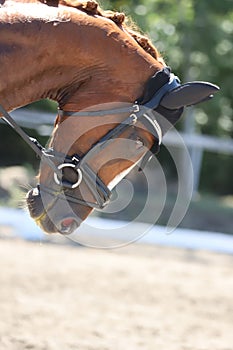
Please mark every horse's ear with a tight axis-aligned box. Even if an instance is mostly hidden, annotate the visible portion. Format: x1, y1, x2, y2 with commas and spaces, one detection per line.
160, 82, 219, 109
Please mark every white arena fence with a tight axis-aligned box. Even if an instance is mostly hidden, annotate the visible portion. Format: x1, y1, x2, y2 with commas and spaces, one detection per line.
1, 108, 232, 194
0, 207, 233, 254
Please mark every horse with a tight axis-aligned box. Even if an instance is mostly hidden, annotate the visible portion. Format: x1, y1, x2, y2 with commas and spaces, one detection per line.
0, 0, 219, 234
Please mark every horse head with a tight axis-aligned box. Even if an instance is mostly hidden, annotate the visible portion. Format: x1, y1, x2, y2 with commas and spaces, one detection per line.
0, 1, 218, 234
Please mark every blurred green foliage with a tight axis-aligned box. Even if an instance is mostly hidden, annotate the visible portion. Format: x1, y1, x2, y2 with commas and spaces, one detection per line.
103, 0, 233, 194
104, 0, 233, 138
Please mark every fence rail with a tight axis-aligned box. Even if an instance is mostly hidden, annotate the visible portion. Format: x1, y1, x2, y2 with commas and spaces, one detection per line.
1, 108, 233, 192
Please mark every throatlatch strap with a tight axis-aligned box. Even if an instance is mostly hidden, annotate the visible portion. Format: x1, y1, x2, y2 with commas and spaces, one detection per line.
57, 105, 138, 117
0, 104, 44, 158
0, 104, 63, 177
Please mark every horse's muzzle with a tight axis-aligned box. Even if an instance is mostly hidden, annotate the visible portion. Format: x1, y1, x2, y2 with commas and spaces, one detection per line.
26, 187, 80, 234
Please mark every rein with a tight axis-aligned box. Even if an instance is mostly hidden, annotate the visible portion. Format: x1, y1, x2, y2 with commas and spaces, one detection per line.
0, 67, 182, 209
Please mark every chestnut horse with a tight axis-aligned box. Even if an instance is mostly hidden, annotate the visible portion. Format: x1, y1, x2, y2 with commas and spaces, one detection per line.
0, 0, 218, 234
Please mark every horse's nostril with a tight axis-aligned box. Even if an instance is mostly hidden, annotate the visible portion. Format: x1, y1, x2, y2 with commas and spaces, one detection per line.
59, 218, 79, 234
62, 218, 75, 227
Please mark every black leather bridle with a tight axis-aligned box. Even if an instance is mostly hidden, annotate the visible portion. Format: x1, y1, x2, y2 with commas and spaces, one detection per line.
0, 67, 183, 209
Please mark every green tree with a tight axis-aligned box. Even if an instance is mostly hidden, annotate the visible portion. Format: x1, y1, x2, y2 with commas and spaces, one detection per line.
105, 0, 233, 137
104, 0, 233, 194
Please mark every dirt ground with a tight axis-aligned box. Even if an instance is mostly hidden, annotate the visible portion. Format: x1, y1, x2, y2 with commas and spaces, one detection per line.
0, 238, 232, 350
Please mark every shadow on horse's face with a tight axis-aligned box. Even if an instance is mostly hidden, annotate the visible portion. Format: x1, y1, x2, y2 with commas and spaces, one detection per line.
26, 109, 148, 234
26, 122, 95, 234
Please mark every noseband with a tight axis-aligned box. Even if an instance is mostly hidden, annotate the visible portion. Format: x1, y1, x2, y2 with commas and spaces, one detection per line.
0, 67, 182, 209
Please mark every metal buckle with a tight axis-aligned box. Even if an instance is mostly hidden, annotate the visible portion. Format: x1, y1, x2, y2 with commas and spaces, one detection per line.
133, 104, 140, 113
128, 105, 140, 123
71, 155, 80, 166
129, 114, 138, 124
54, 163, 83, 189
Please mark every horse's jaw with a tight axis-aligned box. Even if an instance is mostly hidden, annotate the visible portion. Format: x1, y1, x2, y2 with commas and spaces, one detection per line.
26, 151, 144, 235
107, 163, 138, 190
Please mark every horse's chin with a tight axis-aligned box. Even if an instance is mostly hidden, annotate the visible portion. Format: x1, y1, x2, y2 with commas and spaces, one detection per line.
37, 214, 80, 235
26, 187, 81, 235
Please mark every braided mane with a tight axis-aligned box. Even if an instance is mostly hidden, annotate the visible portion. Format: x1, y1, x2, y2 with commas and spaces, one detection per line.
40, 0, 163, 62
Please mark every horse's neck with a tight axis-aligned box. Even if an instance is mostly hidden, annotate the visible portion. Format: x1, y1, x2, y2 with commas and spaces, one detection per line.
0, 3, 162, 112
0, 3, 73, 110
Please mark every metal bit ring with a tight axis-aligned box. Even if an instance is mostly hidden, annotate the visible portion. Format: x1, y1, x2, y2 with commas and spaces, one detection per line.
54, 163, 82, 189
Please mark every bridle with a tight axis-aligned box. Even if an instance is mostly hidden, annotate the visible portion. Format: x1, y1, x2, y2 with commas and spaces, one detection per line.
0, 67, 182, 209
